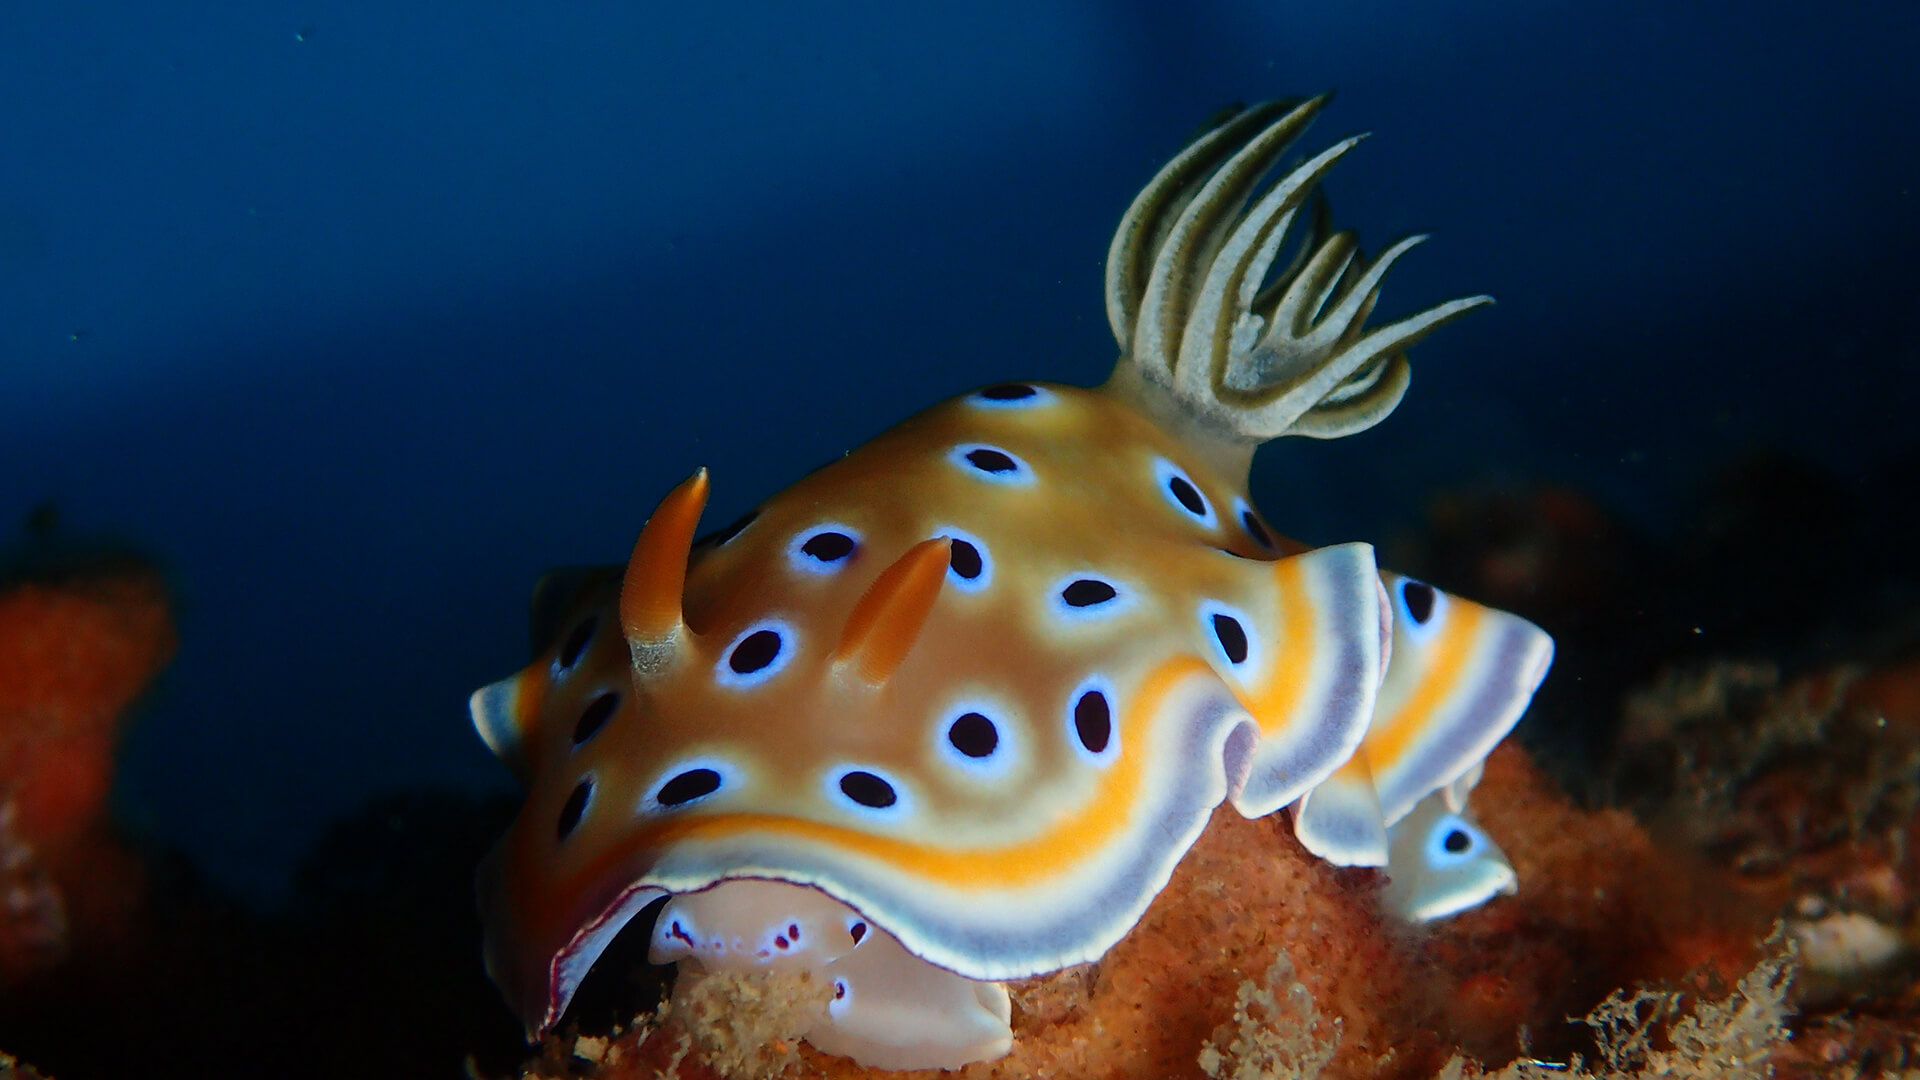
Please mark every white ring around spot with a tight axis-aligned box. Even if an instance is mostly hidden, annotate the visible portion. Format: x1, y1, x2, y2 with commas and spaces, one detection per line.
930, 524, 993, 592
932, 698, 1019, 780
1394, 576, 1450, 645
967, 383, 1056, 409
1064, 674, 1120, 766
1423, 813, 1486, 869
1197, 598, 1262, 675
823, 763, 915, 822
1232, 497, 1276, 549
714, 618, 799, 688
638, 756, 740, 815
1153, 456, 1217, 528
1047, 572, 1137, 623
787, 523, 862, 575
948, 442, 1036, 486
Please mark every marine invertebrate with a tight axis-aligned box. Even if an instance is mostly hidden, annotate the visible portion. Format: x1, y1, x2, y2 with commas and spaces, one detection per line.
473, 97, 1551, 1069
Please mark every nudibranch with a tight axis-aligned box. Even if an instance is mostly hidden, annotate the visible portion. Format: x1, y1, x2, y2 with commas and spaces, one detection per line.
471, 96, 1552, 1069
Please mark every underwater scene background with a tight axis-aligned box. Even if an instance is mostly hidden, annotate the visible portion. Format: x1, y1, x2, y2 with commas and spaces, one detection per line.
2, 2, 1917, 1078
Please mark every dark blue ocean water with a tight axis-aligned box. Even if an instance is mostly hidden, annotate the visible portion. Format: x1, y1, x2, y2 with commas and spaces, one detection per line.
2, 2, 1915, 907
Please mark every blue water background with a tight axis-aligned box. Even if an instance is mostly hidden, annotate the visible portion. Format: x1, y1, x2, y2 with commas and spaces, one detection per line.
2, 2, 1915, 905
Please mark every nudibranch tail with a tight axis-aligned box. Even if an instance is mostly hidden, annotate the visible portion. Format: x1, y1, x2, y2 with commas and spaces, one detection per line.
1291, 574, 1551, 869
1379, 787, 1518, 922
1105, 97, 1493, 444
1363, 573, 1553, 825
619, 468, 709, 664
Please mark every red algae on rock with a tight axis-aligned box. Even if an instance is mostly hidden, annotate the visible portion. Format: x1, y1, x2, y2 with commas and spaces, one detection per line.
0, 569, 174, 985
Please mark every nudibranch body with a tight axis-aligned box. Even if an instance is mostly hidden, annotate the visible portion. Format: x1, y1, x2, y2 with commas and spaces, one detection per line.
472, 97, 1552, 1069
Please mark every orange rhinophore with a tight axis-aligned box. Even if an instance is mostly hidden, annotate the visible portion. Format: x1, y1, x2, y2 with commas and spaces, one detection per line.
834, 538, 951, 685
619, 468, 711, 653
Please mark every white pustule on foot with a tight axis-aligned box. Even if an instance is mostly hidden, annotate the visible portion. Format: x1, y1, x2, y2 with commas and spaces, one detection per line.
650, 879, 1013, 1070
